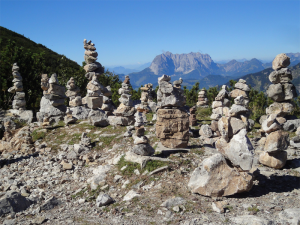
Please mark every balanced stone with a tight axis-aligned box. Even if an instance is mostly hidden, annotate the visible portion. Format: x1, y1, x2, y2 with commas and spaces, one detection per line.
272, 53, 290, 70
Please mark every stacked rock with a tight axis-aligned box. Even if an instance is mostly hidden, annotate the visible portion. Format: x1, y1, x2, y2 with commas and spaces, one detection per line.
196, 88, 208, 108
64, 107, 78, 125
155, 75, 189, 148
189, 106, 197, 126
290, 127, 300, 148
258, 54, 296, 169
66, 77, 82, 107
188, 98, 256, 197
230, 79, 251, 107
131, 106, 155, 156
147, 83, 157, 112
82, 39, 113, 110
109, 76, 136, 126
139, 84, 152, 113
36, 74, 67, 123
101, 90, 114, 116
8, 63, 26, 110
207, 85, 231, 140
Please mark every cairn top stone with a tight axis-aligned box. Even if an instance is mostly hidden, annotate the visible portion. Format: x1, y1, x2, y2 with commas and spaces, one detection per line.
158, 74, 171, 82
49, 73, 59, 84
272, 53, 290, 70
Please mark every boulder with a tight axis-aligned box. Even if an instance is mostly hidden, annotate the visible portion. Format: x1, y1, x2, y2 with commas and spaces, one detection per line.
88, 109, 109, 127
259, 151, 287, 169
261, 119, 281, 134
0, 191, 32, 216
71, 106, 91, 120
264, 130, 289, 153
272, 53, 290, 70
216, 129, 254, 171
96, 193, 113, 207
132, 143, 155, 156
199, 124, 213, 138
283, 119, 300, 132
212, 101, 222, 109
86, 96, 102, 109
188, 154, 253, 197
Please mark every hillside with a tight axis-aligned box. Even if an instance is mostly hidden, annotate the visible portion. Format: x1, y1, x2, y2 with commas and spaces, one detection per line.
0, 26, 121, 111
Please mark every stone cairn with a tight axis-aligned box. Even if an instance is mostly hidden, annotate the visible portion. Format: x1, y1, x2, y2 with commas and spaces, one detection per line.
82, 39, 113, 113
199, 85, 231, 145
189, 106, 197, 126
66, 77, 82, 107
147, 83, 157, 112
230, 79, 251, 107
259, 53, 297, 169
190, 84, 255, 197
109, 75, 136, 126
64, 107, 78, 125
155, 75, 189, 148
196, 88, 208, 107
8, 63, 26, 110
131, 105, 155, 156
36, 73, 66, 123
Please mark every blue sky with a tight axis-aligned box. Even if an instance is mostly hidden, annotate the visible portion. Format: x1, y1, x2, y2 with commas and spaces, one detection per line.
1, 0, 299, 68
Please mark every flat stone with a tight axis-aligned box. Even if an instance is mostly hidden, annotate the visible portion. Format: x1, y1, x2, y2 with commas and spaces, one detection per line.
259, 151, 287, 169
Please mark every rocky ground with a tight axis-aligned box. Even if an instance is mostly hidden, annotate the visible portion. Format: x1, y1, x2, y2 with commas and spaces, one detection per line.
0, 114, 299, 225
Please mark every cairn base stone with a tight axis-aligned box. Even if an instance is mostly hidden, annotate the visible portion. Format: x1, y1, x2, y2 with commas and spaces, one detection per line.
108, 116, 135, 126
188, 154, 253, 197
37, 96, 66, 122
259, 151, 287, 169
156, 108, 189, 148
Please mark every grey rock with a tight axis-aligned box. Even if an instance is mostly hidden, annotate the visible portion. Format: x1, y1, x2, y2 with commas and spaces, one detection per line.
199, 124, 213, 138
89, 109, 109, 127
269, 68, 292, 83
160, 197, 186, 208
131, 143, 155, 156
272, 53, 290, 70
267, 83, 284, 101
235, 82, 250, 92
230, 215, 274, 225
229, 104, 248, 117
283, 119, 300, 132
278, 208, 300, 225
71, 106, 91, 120
37, 96, 66, 122
96, 193, 113, 207
40, 196, 61, 211
283, 83, 297, 100
0, 191, 32, 216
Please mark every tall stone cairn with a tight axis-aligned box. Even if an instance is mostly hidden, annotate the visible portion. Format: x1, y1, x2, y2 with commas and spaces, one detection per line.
83, 39, 113, 111
139, 84, 152, 113
66, 77, 82, 107
259, 53, 296, 169
36, 73, 67, 122
155, 75, 189, 148
111, 75, 136, 125
8, 63, 26, 110
131, 105, 155, 156
200, 85, 231, 145
196, 88, 208, 107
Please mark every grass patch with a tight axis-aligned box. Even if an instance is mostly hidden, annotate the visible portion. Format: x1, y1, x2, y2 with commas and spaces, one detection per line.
196, 107, 212, 121
247, 206, 259, 213
68, 133, 81, 145
146, 112, 154, 122
31, 129, 47, 142
117, 156, 169, 176
191, 147, 205, 155
144, 160, 168, 172
57, 120, 65, 127
117, 156, 140, 176
13, 118, 27, 128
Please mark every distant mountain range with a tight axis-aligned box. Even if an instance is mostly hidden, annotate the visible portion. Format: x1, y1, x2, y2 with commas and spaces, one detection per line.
106, 62, 151, 75
119, 51, 300, 89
